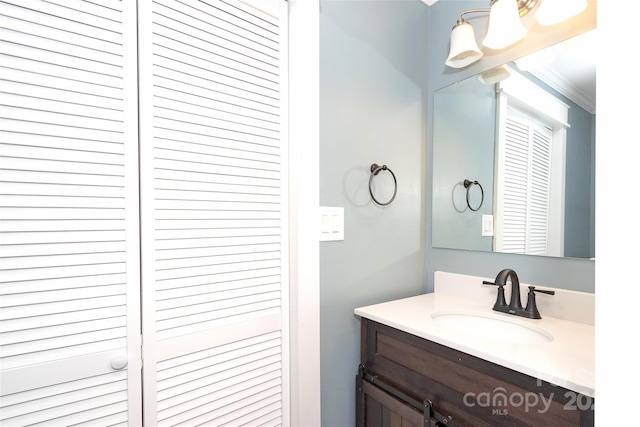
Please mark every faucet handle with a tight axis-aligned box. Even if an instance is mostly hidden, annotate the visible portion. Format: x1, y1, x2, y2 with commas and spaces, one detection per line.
530, 287, 555, 296
523, 286, 555, 319
483, 280, 508, 309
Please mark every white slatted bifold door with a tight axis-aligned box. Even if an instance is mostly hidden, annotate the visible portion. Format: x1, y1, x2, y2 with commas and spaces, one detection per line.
0, 0, 142, 425
137, 1, 289, 425
495, 106, 552, 256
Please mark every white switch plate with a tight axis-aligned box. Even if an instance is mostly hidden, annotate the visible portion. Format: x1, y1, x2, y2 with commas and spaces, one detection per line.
319, 207, 344, 241
482, 214, 494, 236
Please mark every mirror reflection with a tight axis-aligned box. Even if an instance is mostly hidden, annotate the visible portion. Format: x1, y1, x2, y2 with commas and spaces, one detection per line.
432, 29, 596, 259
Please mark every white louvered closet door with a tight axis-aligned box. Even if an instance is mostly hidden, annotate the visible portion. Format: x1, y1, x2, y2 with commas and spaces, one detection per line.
0, 1, 142, 425
137, 1, 289, 425
495, 106, 552, 256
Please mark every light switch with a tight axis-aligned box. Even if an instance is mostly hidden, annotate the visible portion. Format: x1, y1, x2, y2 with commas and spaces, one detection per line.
321, 213, 332, 233
320, 207, 344, 241
482, 214, 494, 237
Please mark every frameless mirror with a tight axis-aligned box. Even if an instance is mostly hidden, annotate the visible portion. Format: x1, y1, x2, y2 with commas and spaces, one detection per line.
432, 29, 596, 259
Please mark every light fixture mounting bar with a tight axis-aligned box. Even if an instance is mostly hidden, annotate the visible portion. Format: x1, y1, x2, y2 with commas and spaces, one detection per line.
457, 0, 537, 24
456, 8, 490, 25
489, 0, 539, 17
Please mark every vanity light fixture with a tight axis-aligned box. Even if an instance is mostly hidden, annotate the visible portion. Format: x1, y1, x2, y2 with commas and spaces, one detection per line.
445, 0, 588, 69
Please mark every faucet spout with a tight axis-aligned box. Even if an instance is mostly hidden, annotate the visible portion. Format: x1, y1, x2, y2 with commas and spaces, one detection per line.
494, 269, 523, 312
483, 269, 554, 319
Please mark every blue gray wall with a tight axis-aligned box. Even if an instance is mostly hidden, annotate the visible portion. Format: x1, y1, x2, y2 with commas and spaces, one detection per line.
563, 94, 596, 259
319, 1, 428, 425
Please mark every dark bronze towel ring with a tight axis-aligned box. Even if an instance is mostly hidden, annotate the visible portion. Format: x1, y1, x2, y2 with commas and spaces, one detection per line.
463, 179, 484, 211
369, 164, 397, 206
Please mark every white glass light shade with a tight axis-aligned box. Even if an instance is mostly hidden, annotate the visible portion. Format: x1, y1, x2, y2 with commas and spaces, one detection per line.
445, 21, 483, 69
535, 0, 588, 26
482, 0, 527, 50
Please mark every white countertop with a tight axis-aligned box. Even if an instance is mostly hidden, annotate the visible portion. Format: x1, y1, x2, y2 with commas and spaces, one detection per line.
354, 283, 595, 398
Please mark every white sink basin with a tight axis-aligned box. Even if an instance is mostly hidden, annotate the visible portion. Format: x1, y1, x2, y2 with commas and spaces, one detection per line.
431, 310, 553, 344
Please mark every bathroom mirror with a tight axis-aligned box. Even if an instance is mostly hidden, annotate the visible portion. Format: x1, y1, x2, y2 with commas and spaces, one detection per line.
432, 29, 595, 259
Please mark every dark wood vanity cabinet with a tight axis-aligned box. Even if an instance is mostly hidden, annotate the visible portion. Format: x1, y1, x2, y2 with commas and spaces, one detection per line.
356, 319, 594, 427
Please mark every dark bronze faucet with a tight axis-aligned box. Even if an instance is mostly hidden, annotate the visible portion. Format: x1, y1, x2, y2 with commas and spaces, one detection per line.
483, 269, 555, 319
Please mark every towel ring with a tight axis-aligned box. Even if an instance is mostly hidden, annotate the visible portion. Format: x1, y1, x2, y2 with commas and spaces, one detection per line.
369, 164, 397, 206
463, 179, 484, 211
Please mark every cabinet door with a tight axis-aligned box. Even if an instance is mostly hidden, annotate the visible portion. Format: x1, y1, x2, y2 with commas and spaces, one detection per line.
0, 0, 142, 424
137, 0, 289, 424
361, 381, 424, 427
